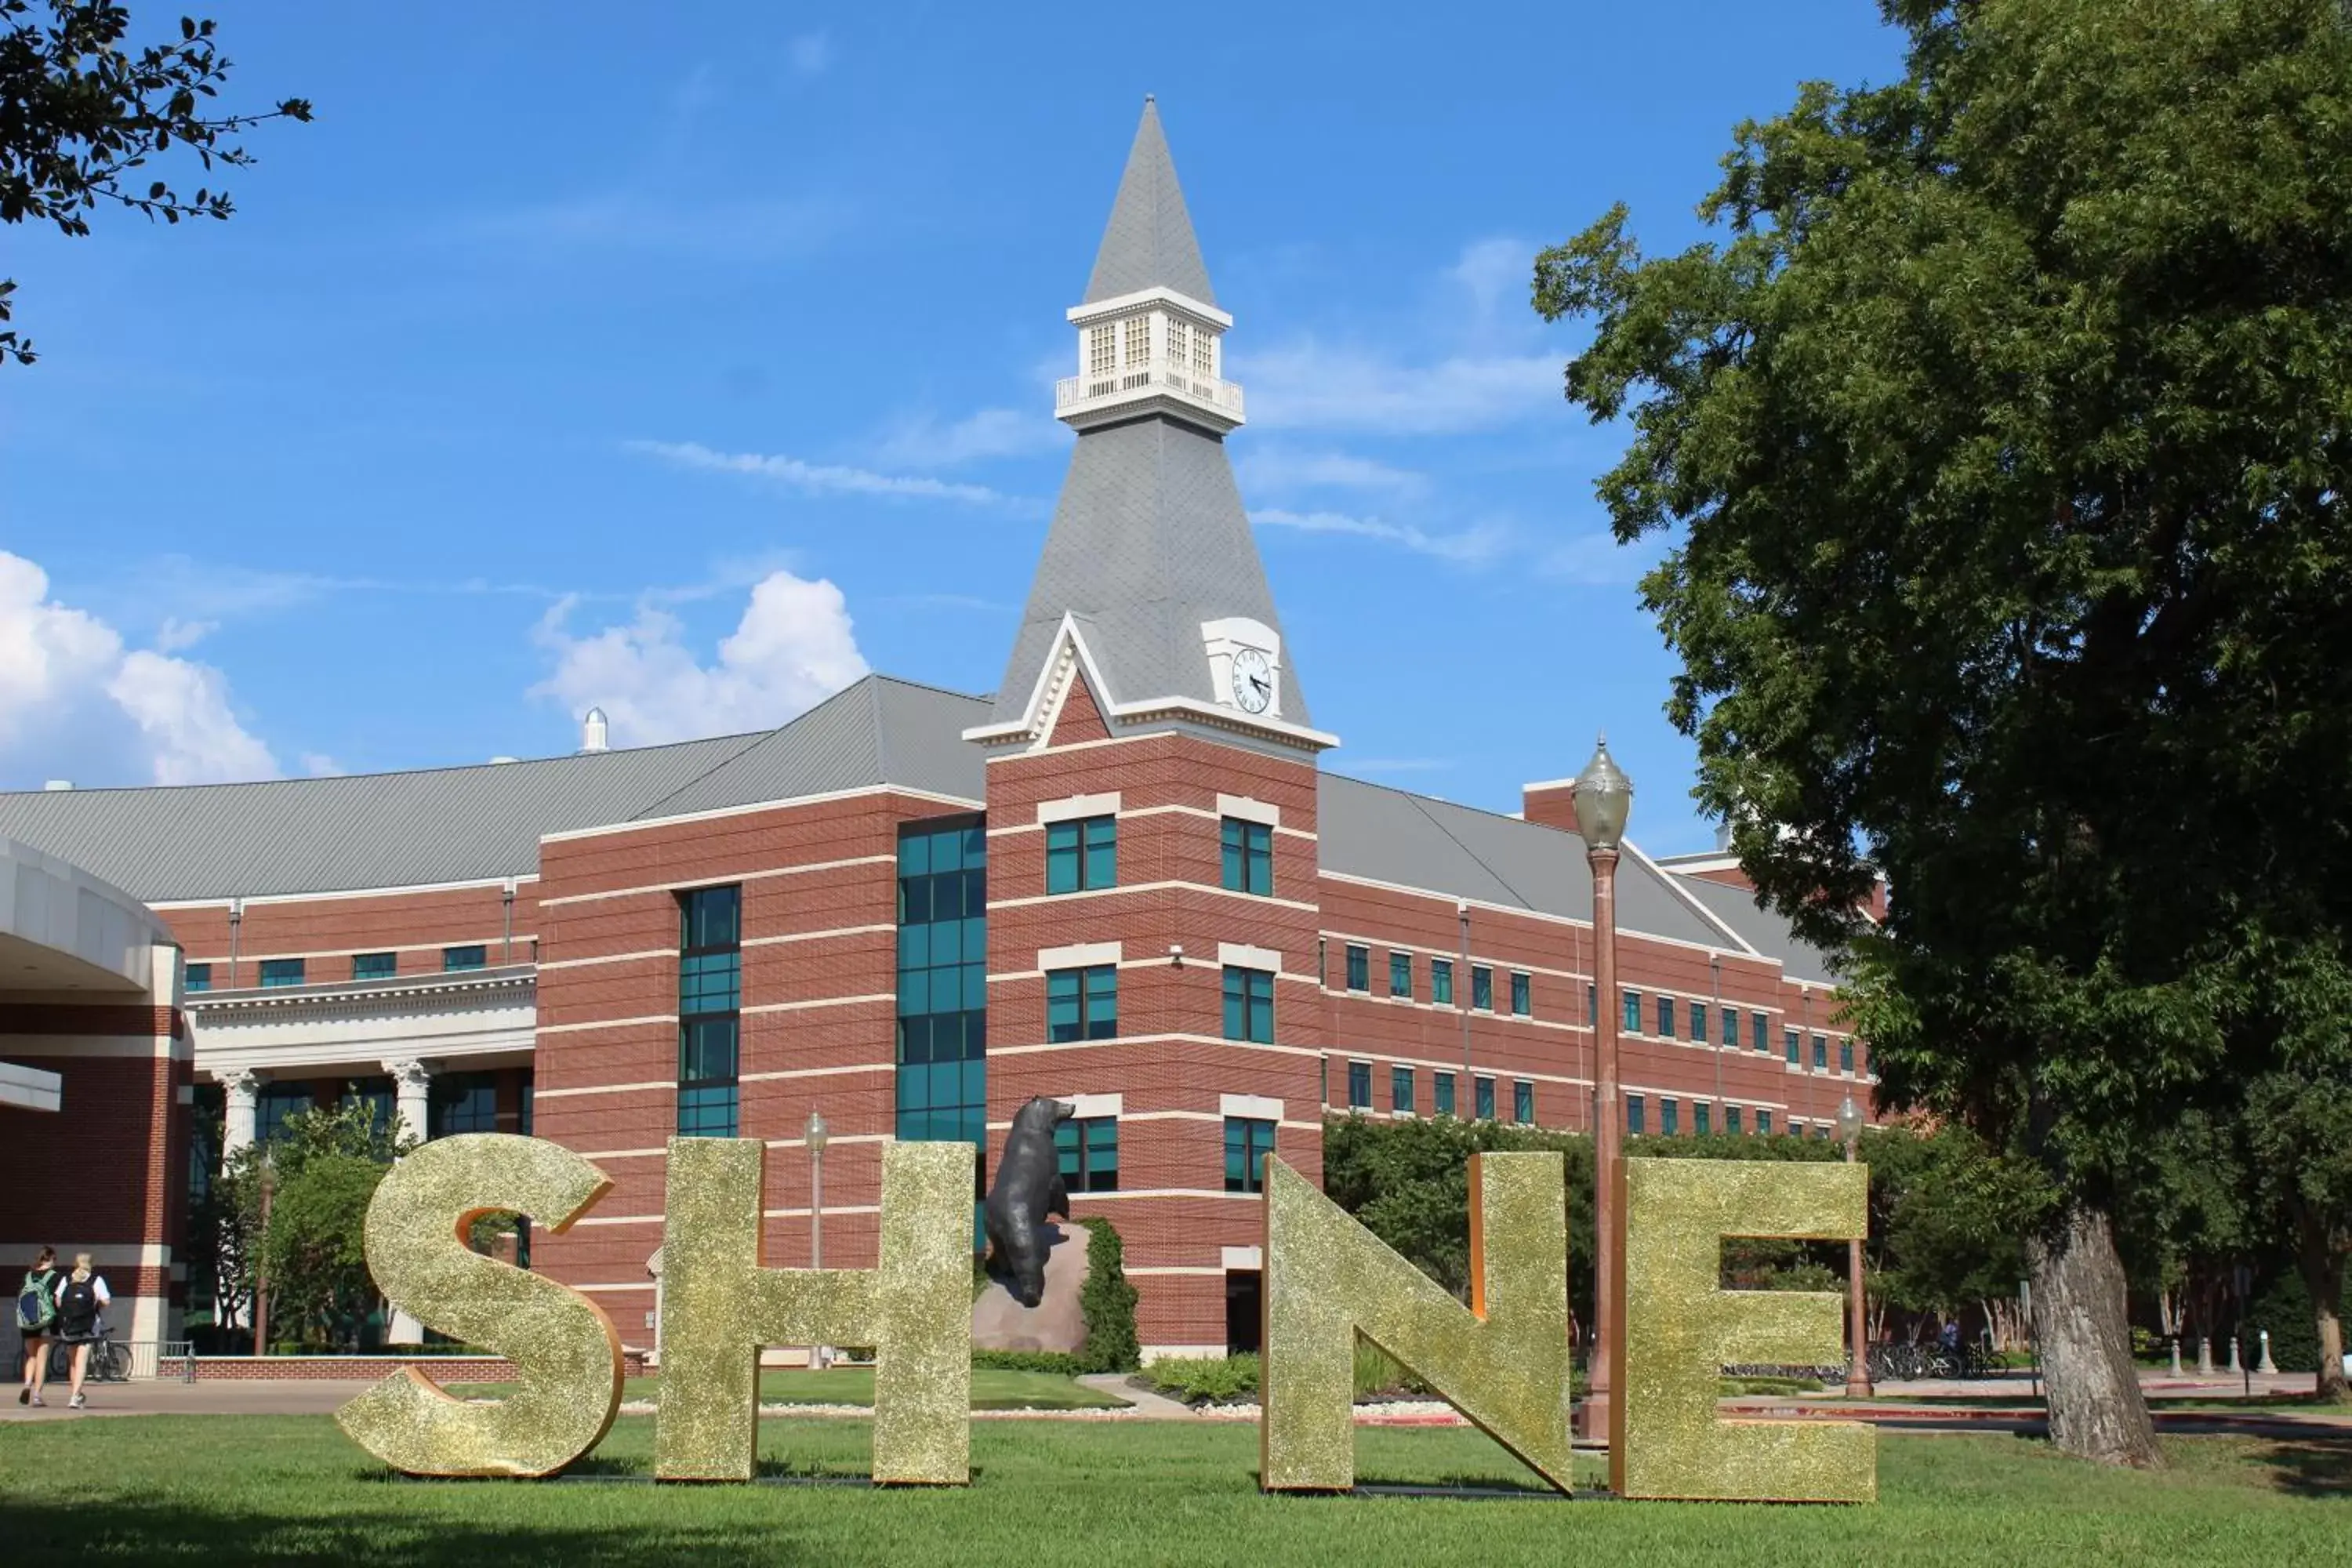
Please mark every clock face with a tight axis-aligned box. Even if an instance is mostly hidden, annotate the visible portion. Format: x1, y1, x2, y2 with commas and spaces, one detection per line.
1231, 648, 1274, 714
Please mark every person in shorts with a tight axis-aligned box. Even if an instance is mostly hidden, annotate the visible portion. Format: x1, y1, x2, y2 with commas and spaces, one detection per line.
53, 1253, 111, 1410
16, 1247, 59, 1406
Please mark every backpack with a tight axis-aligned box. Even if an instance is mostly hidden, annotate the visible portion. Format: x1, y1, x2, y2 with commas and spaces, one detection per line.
15, 1270, 55, 1334
56, 1276, 98, 1339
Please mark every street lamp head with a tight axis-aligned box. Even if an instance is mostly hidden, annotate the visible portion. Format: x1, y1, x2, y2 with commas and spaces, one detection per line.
1570, 735, 1634, 851
1835, 1094, 1865, 1145
804, 1110, 829, 1153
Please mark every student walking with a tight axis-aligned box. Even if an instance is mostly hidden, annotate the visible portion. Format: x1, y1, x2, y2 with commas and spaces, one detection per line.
16, 1247, 59, 1406
53, 1253, 111, 1410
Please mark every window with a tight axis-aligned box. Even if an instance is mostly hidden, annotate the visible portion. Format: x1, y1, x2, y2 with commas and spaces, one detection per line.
1087, 323, 1116, 377
1627, 1094, 1646, 1134
677, 885, 742, 1138
1785, 1028, 1802, 1065
442, 944, 487, 972
1346, 1060, 1372, 1109
1434, 1071, 1456, 1116
1840, 1038, 1856, 1075
1475, 1075, 1495, 1120
1690, 1003, 1708, 1044
352, 952, 396, 981
255, 1083, 313, 1144
1054, 1117, 1120, 1193
1813, 1033, 1829, 1071
1221, 818, 1272, 895
1432, 960, 1454, 1006
895, 819, 988, 1171
1472, 965, 1494, 1011
1726, 1105, 1743, 1136
1191, 323, 1214, 376
1788, 1119, 1804, 1138
1624, 990, 1642, 1032
1046, 965, 1119, 1043
1123, 314, 1152, 366
1046, 815, 1116, 894
1513, 1080, 1534, 1124
1164, 318, 1189, 369
1723, 1007, 1741, 1049
1756, 1109, 1773, 1135
259, 958, 304, 988
1752, 1011, 1769, 1052
1588, 984, 1597, 1025
1389, 951, 1413, 999
1345, 945, 1370, 993
1225, 1116, 1276, 1194
184, 963, 212, 993
1510, 972, 1531, 1017
1392, 1066, 1415, 1114
429, 1071, 498, 1138
1657, 996, 1676, 1038
1222, 967, 1276, 1044
1694, 1102, 1712, 1136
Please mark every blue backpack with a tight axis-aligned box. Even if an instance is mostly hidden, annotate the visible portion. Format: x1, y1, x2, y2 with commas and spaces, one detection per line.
15, 1269, 56, 1334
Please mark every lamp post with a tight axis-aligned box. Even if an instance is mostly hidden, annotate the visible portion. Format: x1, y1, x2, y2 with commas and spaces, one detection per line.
1570, 736, 1632, 1444
1837, 1094, 1872, 1399
252, 1154, 274, 1356
806, 1109, 829, 1370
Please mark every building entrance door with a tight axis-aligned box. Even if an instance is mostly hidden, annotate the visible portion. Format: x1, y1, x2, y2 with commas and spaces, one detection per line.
1225, 1269, 1262, 1355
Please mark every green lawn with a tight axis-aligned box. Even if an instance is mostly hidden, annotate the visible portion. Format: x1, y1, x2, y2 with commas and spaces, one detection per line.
444, 1368, 1124, 1410
0, 1416, 2345, 1565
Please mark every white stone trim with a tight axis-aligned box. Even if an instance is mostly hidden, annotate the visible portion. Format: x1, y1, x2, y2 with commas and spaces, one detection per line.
737, 1062, 894, 1085
538, 949, 672, 971
0, 1033, 170, 1060
1217, 942, 1282, 973
1067, 283, 1232, 331
1038, 941, 1122, 971
540, 783, 980, 845
533, 1079, 674, 1100
740, 993, 893, 1015
989, 882, 1319, 913
537, 854, 897, 909
538, 1013, 674, 1036
989, 1033, 1319, 1060
1221, 1245, 1263, 1271
1037, 792, 1121, 826
1061, 1092, 1123, 1120
742, 924, 896, 949
150, 874, 539, 911
1219, 1092, 1283, 1122
1214, 793, 1282, 828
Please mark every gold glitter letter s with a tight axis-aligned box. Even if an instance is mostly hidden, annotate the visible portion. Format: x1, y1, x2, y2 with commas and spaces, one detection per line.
336, 1134, 623, 1477
1614, 1157, 1875, 1501
1261, 1152, 1574, 1493
655, 1137, 973, 1483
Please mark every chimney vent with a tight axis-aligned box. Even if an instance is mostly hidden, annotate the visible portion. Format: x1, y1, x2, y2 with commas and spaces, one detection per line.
580, 708, 610, 753
42, 779, 71, 791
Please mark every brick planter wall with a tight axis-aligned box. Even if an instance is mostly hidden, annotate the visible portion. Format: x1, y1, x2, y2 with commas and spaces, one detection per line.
194, 1351, 649, 1381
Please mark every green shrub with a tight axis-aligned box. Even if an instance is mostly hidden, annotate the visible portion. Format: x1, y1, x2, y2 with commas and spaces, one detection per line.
1073, 1216, 1139, 1374
1352, 1341, 1430, 1399
971, 1349, 1089, 1375
1143, 1352, 1259, 1404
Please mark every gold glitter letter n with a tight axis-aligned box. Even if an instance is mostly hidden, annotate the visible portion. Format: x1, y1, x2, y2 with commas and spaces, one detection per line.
1615, 1157, 1875, 1501
336, 1134, 624, 1476
654, 1136, 973, 1483
1260, 1152, 1575, 1493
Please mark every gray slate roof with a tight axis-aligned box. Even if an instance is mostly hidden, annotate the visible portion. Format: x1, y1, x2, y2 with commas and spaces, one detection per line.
0, 677, 989, 902
991, 416, 1308, 727
1670, 873, 1840, 985
1316, 774, 1740, 953
1083, 98, 1217, 307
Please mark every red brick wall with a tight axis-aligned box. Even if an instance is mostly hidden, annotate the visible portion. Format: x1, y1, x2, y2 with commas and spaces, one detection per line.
161, 882, 537, 986
194, 1349, 650, 1381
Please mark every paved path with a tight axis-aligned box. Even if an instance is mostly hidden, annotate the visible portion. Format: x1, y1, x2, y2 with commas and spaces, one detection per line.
2, 1379, 372, 1421
1076, 1373, 1188, 1417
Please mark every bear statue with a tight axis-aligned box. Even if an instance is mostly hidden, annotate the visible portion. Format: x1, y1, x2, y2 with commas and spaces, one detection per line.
983, 1096, 1074, 1308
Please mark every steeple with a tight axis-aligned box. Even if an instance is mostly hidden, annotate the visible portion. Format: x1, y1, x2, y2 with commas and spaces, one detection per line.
967, 101, 1330, 755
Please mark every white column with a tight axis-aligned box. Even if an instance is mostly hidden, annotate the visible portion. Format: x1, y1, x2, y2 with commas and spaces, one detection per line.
383, 1058, 433, 1345
221, 1069, 260, 1160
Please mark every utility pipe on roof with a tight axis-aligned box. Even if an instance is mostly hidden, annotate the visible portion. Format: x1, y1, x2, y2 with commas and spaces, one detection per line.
1457, 899, 1472, 1079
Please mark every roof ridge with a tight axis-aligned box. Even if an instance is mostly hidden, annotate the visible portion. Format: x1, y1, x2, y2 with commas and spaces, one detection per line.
625, 677, 883, 823
1082, 97, 1215, 306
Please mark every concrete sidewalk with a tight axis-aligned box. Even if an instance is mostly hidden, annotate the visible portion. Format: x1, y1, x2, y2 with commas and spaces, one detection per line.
2, 1378, 375, 1421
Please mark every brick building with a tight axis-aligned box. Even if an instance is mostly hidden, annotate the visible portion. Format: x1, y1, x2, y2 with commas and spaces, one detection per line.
0, 101, 1867, 1359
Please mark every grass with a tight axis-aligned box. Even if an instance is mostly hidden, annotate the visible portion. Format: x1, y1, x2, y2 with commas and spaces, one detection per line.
443, 1368, 1124, 1410
0, 1415, 2346, 1565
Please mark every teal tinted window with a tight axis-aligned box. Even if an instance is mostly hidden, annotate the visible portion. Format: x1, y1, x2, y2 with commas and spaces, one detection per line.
1661, 1098, 1680, 1136
1587, 983, 1596, 1024
1657, 996, 1675, 1038
1392, 1066, 1414, 1113
1054, 1116, 1120, 1192
1510, 971, 1531, 1017
1346, 1060, 1371, 1109
1814, 1033, 1829, 1071
259, 958, 304, 988
681, 884, 741, 949
1222, 967, 1274, 1044
1221, 818, 1272, 895
1726, 1105, 1743, 1135
1389, 951, 1412, 998
1345, 945, 1369, 992
1432, 960, 1454, 1006
1513, 1080, 1534, 1124
1724, 1007, 1741, 1047
1690, 1003, 1708, 1044
677, 884, 743, 1138
1046, 815, 1116, 894
1752, 1011, 1769, 1051
353, 952, 396, 981
255, 1083, 312, 1144
1786, 1028, 1802, 1065
429, 1071, 498, 1137
1225, 1116, 1276, 1193
1840, 1039, 1855, 1074
1756, 1109, 1773, 1135
1623, 990, 1641, 1032
1434, 1071, 1455, 1116
896, 818, 987, 1181
1046, 965, 1118, 1043
1628, 1094, 1646, 1134
677, 1085, 737, 1139
1475, 1075, 1495, 1120
443, 945, 487, 972
1694, 1101, 1712, 1135
184, 963, 212, 993
1472, 965, 1493, 1011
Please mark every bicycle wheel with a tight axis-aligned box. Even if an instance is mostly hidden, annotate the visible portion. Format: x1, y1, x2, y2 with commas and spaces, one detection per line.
96, 1341, 130, 1382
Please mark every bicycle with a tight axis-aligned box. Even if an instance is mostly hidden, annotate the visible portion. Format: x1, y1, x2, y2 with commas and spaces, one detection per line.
12, 1326, 131, 1384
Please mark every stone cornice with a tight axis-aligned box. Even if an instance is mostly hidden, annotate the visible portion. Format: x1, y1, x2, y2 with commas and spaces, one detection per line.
187, 964, 535, 1021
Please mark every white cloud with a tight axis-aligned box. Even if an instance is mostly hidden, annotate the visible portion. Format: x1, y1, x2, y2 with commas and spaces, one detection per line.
1236, 340, 1559, 435
154, 616, 216, 652
1448, 237, 1533, 332
532, 568, 869, 747
1252, 507, 1508, 567
0, 551, 278, 788
301, 753, 345, 777
1238, 447, 1425, 498
630, 439, 1019, 507
789, 31, 833, 75
872, 407, 1064, 469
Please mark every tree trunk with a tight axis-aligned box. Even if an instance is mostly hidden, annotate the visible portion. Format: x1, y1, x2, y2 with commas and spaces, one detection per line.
2297, 1210, 2348, 1404
2026, 1199, 2163, 1468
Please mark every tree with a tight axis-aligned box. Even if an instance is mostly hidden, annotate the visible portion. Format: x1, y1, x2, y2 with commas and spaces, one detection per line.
1, 2, 310, 364
220, 1099, 410, 1351
1535, 0, 2352, 1465
2243, 1070, 2352, 1399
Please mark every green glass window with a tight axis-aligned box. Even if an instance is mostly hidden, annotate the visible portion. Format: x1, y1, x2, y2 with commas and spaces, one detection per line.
1755, 1109, 1773, 1135
1694, 1102, 1712, 1136
1046, 965, 1119, 1043
1434, 1071, 1456, 1116
1054, 1116, 1120, 1192
1752, 1011, 1769, 1052
1657, 996, 1676, 1038
443, 944, 487, 972
429, 1071, 498, 1137
1346, 1060, 1372, 1109
1661, 1098, 1680, 1136
1046, 815, 1116, 894
1432, 959, 1454, 1006
1814, 1033, 1829, 1071
1225, 1116, 1276, 1193
1690, 1003, 1708, 1044
1222, 966, 1275, 1044
1389, 951, 1412, 998
1512, 1080, 1534, 1124
677, 884, 742, 1138
184, 962, 212, 993
1587, 984, 1597, 1025
259, 958, 304, 988
353, 952, 396, 981
895, 818, 988, 1178
1627, 1094, 1646, 1134
1392, 1065, 1414, 1113
1726, 1105, 1743, 1135
1345, 945, 1369, 993
1221, 818, 1273, 895
1475, 1075, 1495, 1120
1472, 965, 1493, 1011
1785, 1028, 1802, 1065
1723, 1007, 1741, 1048
1839, 1038, 1855, 1074
1510, 971, 1530, 1017
1623, 989, 1641, 1032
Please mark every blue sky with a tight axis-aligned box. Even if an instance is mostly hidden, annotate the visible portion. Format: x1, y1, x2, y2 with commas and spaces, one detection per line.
0, 2, 1902, 855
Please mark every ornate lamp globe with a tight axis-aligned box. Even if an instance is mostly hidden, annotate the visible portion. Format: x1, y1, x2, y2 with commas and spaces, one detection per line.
804, 1110, 829, 1153
1570, 736, 1634, 850
1835, 1094, 1865, 1145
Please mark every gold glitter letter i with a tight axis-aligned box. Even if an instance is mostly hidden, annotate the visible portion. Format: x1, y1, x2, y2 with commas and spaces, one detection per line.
336, 1134, 624, 1476
655, 1136, 973, 1483
1614, 1157, 1875, 1501
1260, 1152, 1575, 1492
